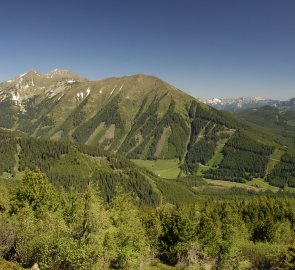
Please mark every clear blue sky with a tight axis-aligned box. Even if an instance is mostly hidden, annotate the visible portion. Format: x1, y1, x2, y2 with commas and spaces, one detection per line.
0, 0, 294, 100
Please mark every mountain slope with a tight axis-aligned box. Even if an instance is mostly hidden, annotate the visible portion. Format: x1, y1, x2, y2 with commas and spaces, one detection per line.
0, 129, 162, 206
238, 106, 295, 149
1, 70, 294, 188
0, 71, 237, 160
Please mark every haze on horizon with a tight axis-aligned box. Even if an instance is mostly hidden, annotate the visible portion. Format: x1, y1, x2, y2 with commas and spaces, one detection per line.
0, 0, 294, 100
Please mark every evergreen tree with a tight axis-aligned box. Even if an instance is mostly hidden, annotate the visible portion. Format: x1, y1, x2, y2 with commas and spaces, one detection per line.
80, 184, 112, 269
13, 168, 58, 215
108, 187, 150, 269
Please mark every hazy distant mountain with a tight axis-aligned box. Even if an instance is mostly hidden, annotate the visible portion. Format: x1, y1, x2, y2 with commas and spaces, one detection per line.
201, 96, 295, 112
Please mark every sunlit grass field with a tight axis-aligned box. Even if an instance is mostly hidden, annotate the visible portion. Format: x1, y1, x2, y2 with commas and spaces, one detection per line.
132, 159, 180, 179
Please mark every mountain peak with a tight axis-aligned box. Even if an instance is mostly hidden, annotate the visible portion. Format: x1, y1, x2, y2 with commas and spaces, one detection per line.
45, 68, 86, 81
16, 70, 40, 79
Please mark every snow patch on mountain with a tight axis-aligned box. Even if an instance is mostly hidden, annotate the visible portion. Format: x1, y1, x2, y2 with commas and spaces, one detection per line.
201, 96, 283, 112
86, 88, 91, 97
12, 92, 20, 102
110, 87, 116, 95
19, 72, 27, 78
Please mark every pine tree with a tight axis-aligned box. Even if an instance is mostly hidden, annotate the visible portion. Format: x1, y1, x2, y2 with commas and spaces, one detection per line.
108, 187, 150, 269
13, 168, 58, 215
80, 184, 112, 269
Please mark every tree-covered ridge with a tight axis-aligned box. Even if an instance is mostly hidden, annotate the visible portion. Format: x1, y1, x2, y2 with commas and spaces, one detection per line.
72, 95, 125, 144
0, 169, 294, 270
225, 131, 274, 155
0, 137, 17, 174
0, 169, 150, 270
203, 132, 275, 182
267, 153, 295, 188
238, 106, 295, 149
1, 72, 264, 162
183, 101, 239, 175
0, 132, 161, 206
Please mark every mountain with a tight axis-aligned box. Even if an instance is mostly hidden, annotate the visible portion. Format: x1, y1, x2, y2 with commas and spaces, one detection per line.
1, 70, 295, 189
201, 96, 295, 112
1, 128, 241, 205
0, 69, 236, 159
238, 106, 295, 149
0, 128, 165, 206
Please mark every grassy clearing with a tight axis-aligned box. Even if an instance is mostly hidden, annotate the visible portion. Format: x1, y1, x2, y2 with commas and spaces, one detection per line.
0, 172, 23, 192
265, 148, 284, 175
144, 262, 175, 269
206, 149, 224, 168
196, 165, 209, 176
287, 119, 295, 126
246, 178, 279, 192
204, 177, 293, 193
132, 159, 180, 179
204, 179, 260, 191
196, 137, 230, 176
85, 122, 105, 145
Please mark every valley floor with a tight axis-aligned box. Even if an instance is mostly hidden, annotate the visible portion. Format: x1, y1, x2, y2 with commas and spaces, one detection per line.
133, 159, 295, 194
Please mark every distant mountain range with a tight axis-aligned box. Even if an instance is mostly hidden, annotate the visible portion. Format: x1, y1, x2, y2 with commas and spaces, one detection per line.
201, 96, 295, 112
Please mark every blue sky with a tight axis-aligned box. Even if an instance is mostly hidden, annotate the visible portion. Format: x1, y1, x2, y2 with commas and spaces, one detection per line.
0, 0, 294, 99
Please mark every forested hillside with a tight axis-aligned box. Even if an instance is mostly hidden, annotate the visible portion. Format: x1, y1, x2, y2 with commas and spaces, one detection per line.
0, 169, 294, 270
0, 71, 251, 162
0, 130, 162, 206
1, 71, 295, 190
238, 106, 295, 149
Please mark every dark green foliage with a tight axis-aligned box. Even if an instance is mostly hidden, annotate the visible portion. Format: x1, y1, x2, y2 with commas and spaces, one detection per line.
18, 138, 70, 172
204, 132, 274, 182
120, 97, 159, 154
188, 118, 208, 147
239, 106, 295, 149
186, 139, 216, 166
39, 115, 55, 127
13, 168, 58, 214
184, 102, 243, 175
192, 102, 240, 129
16, 97, 61, 134
0, 133, 161, 206
72, 110, 86, 127
267, 153, 295, 188
1, 164, 295, 269
226, 132, 274, 155
154, 178, 199, 204
281, 246, 295, 269
71, 98, 88, 127
155, 100, 189, 159
204, 168, 248, 183
0, 101, 18, 128
0, 138, 17, 174
1, 169, 150, 269
142, 196, 295, 268
124, 99, 190, 159
75, 143, 109, 157
252, 218, 276, 242
93, 168, 161, 206
72, 96, 125, 143
157, 207, 195, 265
220, 148, 268, 177
53, 97, 89, 141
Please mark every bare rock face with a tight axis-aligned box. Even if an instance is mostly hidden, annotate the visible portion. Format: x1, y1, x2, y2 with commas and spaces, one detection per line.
31, 263, 40, 270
